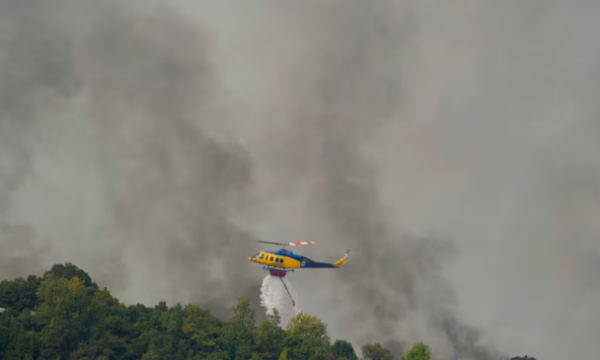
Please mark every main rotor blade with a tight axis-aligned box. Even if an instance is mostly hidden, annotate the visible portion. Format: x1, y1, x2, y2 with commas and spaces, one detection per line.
288, 241, 316, 246
255, 240, 289, 246
255, 240, 317, 246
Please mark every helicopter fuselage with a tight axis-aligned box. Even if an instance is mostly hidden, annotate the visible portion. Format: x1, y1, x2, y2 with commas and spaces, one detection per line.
248, 243, 348, 307
248, 249, 337, 270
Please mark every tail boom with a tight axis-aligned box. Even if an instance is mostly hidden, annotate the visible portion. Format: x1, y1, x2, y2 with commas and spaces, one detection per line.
300, 249, 349, 268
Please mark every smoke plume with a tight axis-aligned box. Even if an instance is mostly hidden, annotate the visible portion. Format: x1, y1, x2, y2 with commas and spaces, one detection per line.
0, 0, 261, 314
1, 0, 600, 359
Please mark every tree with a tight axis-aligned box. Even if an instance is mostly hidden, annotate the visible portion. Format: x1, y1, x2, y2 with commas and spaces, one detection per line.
43, 263, 97, 288
36, 275, 102, 358
1, 263, 429, 360
220, 297, 256, 360
285, 312, 331, 360
0, 311, 42, 360
361, 343, 394, 360
254, 308, 285, 360
510, 357, 536, 360
0, 276, 41, 312
332, 340, 358, 360
402, 342, 430, 360
230, 297, 256, 332
286, 312, 330, 345
36, 276, 71, 357
311, 345, 335, 360
182, 303, 222, 355
278, 348, 289, 360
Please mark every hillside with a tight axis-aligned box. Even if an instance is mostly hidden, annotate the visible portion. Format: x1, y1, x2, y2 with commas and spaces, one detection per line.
0, 263, 532, 360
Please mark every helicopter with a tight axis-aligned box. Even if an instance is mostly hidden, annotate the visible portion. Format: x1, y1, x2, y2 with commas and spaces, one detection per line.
248, 240, 349, 307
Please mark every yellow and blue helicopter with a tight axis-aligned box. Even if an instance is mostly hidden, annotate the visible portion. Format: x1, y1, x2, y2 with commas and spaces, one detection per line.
248, 240, 349, 307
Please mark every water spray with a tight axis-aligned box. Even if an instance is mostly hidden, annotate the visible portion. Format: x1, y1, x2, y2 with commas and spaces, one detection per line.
259, 274, 300, 324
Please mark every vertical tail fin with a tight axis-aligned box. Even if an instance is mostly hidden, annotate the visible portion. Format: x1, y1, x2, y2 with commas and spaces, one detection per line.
334, 249, 349, 268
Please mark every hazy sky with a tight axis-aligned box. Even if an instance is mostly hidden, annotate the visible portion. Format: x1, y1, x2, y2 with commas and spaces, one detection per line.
1, 1, 600, 359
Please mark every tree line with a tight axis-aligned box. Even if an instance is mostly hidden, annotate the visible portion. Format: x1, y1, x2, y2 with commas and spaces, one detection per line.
0, 263, 534, 360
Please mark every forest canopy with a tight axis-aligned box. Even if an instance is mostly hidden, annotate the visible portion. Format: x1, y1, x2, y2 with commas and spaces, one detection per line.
0, 263, 534, 360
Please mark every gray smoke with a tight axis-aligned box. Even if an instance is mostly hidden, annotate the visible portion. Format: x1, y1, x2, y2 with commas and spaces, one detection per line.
0, 0, 261, 314
0, 0, 77, 278
1, 0, 600, 360
209, 2, 504, 358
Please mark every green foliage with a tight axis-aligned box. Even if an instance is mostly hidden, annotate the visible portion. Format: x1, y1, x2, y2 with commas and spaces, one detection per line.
219, 297, 257, 360
401, 342, 430, 360
332, 340, 358, 360
0, 275, 42, 311
284, 312, 332, 360
0, 263, 474, 360
285, 312, 330, 344
361, 342, 395, 360
43, 263, 98, 289
254, 309, 285, 360
278, 348, 289, 360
